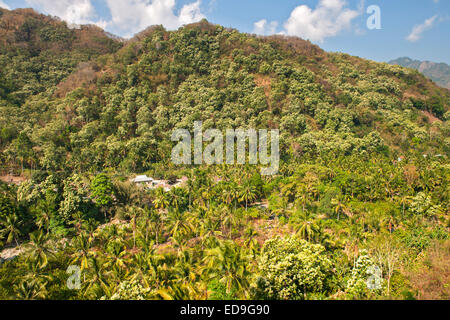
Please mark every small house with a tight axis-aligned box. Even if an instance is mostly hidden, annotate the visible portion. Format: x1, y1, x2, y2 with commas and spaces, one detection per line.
131, 175, 154, 187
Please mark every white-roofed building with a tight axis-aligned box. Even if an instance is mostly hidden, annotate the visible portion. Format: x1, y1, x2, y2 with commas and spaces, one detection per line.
130, 175, 188, 191
131, 175, 153, 184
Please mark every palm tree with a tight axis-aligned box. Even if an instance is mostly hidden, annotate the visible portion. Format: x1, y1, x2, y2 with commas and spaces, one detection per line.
14, 278, 48, 300
0, 214, 22, 246
294, 210, 319, 242
203, 241, 251, 297
231, 182, 240, 211
271, 195, 289, 219
202, 187, 215, 210
169, 187, 187, 211
137, 207, 155, 244
123, 206, 143, 249
331, 196, 350, 220
281, 181, 297, 202
239, 182, 257, 211
186, 171, 195, 210
26, 230, 52, 269
302, 173, 319, 201
129, 243, 159, 289
71, 233, 93, 272
243, 227, 259, 258
296, 183, 315, 213
153, 187, 169, 210
35, 209, 51, 234
83, 218, 100, 242
397, 189, 412, 218
219, 205, 235, 239
199, 215, 222, 249
171, 250, 205, 299
104, 241, 129, 277
148, 209, 163, 245
222, 183, 235, 209
167, 209, 192, 240
83, 255, 111, 299
69, 211, 84, 234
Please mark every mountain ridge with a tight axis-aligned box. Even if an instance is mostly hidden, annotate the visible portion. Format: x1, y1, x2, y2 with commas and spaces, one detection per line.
389, 57, 450, 90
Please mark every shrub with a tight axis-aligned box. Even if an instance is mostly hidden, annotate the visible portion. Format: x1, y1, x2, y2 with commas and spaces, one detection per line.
253, 236, 333, 300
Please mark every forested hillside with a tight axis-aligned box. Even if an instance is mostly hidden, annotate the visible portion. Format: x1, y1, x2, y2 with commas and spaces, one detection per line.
0, 10, 448, 174
0, 9, 448, 300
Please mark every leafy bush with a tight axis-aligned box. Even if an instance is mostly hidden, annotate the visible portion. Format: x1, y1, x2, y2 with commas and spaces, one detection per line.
253, 236, 333, 300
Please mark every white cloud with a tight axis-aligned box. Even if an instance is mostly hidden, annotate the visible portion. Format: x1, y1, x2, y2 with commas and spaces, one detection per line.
0, 0, 10, 9
406, 15, 437, 42
178, 1, 205, 26
283, 0, 360, 42
23, 0, 205, 38
25, 0, 100, 25
104, 0, 206, 38
253, 19, 278, 35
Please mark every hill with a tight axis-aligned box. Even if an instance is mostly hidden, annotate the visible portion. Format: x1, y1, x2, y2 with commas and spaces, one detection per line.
389, 57, 450, 90
0, 7, 123, 106
0, 11, 448, 175
0, 9, 449, 301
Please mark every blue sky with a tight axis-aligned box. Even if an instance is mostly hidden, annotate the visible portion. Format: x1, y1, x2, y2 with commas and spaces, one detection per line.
2, 0, 449, 64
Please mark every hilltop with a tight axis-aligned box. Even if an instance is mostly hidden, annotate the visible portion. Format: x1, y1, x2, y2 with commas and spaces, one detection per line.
0, 8, 123, 106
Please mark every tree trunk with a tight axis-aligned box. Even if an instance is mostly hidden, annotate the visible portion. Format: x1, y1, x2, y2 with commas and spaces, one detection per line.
133, 217, 136, 249
387, 275, 391, 297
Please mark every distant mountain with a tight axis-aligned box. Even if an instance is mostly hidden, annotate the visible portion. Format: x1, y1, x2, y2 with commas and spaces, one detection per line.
389, 57, 450, 90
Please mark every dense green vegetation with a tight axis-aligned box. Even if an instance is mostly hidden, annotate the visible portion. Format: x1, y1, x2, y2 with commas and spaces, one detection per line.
0, 9, 449, 300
